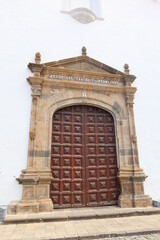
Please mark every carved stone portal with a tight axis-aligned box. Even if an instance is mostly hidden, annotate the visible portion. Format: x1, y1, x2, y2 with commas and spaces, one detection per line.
7, 48, 152, 217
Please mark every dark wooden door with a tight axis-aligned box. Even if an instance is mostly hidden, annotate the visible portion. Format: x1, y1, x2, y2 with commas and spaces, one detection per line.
50, 105, 119, 208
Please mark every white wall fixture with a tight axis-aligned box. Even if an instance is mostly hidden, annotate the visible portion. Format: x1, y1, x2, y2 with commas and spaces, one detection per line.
61, 0, 103, 23
70, 7, 97, 24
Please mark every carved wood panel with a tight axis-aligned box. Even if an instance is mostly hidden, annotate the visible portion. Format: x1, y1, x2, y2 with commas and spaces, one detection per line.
50, 105, 119, 208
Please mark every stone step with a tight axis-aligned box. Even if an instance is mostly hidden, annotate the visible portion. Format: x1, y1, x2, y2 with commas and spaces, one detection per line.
4, 206, 160, 224
2, 214, 160, 240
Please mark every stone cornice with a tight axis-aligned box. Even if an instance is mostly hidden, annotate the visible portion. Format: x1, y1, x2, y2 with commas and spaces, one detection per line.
27, 76, 44, 85
28, 63, 44, 74
124, 74, 136, 86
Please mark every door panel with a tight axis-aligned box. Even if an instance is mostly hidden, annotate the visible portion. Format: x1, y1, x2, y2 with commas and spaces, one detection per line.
50, 105, 119, 208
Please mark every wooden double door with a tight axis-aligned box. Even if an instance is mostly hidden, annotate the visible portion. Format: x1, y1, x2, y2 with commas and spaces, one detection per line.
50, 105, 119, 208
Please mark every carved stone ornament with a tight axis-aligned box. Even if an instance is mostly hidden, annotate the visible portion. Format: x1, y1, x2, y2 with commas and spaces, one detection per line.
131, 135, 137, 143
35, 52, 41, 64
126, 94, 135, 105
123, 65, 136, 86
82, 46, 87, 56
124, 63, 130, 75
29, 131, 36, 140
31, 85, 42, 97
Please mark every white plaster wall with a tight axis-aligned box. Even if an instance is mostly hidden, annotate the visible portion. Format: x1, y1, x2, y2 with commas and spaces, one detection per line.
0, 0, 160, 205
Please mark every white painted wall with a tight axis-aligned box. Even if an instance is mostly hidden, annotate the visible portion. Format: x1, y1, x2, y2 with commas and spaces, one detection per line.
0, 0, 160, 205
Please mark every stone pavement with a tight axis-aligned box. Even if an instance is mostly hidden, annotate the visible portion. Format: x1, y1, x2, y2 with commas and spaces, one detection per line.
1, 214, 160, 240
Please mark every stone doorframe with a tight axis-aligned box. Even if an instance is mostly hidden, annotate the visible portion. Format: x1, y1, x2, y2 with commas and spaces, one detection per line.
8, 49, 151, 215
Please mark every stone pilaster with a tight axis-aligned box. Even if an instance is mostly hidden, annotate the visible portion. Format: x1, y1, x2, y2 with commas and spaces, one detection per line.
118, 66, 152, 208
7, 53, 53, 215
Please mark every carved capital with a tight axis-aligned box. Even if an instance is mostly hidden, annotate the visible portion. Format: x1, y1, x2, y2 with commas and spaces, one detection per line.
126, 93, 134, 106
31, 85, 42, 97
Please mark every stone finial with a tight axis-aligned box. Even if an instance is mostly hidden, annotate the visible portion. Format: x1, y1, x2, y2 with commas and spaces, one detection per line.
124, 63, 130, 75
35, 52, 41, 64
82, 46, 87, 56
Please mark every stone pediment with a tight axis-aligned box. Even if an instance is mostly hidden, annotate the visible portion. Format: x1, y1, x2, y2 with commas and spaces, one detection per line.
28, 48, 136, 90
28, 47, 124, 77
44, 55, 123, 76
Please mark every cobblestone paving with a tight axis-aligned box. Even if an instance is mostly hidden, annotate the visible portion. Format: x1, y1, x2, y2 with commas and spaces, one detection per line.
98, 234, 160, 239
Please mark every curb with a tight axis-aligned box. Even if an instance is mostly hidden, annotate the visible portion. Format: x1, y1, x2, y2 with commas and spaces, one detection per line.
4, 209, 160, 224
45, 229, 160, 240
